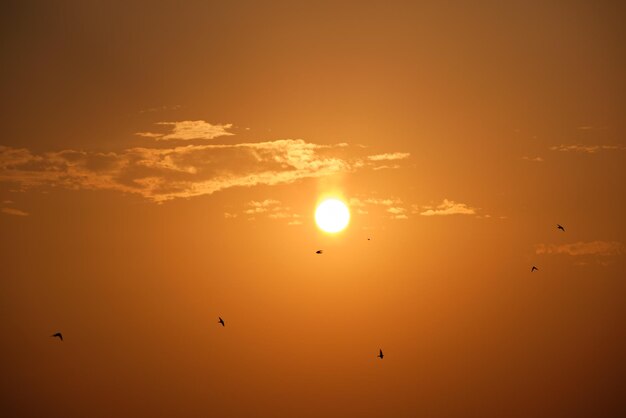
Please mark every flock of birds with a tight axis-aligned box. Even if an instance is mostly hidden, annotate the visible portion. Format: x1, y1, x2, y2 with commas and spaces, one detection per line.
51, 226, 566, 360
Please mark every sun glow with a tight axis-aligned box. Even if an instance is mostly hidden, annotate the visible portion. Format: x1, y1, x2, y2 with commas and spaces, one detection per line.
315, 198, 350, 233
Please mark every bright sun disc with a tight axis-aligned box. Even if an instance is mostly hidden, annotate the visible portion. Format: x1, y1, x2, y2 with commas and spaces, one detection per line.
315, 199, 350, 233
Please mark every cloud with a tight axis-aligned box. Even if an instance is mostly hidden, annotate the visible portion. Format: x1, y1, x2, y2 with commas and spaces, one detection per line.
268, 212, 300, 220
242, 199, 301, 221
232, 199, 301, 223
372, 164, 401, 171
419, 199, 476, 216
387, 207, 405, 215
367, 152, 410, 161
134, 132, 163, 138
550, 144, 625, 153
2, 117, 410, 203
224, 212, 237, 218
350, 196, 406, 216
248, 199, 280, 208
364, 198, 399, 206
386, 206, 408, 219
1, 207, 28, 216
349, 198, 366, 207
0, 140, 362, 202
245, 199, 280, 213
535, 241, 625, 257
522, 156, 544, 162
136, 120, 234, 141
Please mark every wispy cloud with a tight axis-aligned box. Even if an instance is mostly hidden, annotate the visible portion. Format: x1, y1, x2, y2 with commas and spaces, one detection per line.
2, 117, 410, 203
386, 207, 407, 219
136, 120, 234, 141
268, 212, 300, 220
367, 152, 410, 162
245, 199, 281, 214
535, 241, 625, 257
1, 207, 28, 216
349, 196, 407, 217
364, 198, 400, 206
372, 164, 401, 170
550, 144, 625, 153
522, 156, 544, 162
419, 199, 476, 216
349, 198, 366, 207
237, 199, 301, 224
0, 140, 363, 202
134, 132, 163, 139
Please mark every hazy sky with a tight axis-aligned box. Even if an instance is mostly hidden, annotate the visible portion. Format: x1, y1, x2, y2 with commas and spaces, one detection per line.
1, 1, 625, 417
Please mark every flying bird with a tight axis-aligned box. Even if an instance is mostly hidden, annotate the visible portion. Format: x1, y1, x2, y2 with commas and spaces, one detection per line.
316, 250, 323, 254
51, 332, 63, 341
557, 224, 565, 231
218, 317, 225, 327
531, 266, 538, 272
377, 349, 384, 359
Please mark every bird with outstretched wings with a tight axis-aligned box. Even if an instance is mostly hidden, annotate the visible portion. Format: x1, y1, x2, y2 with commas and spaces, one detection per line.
557, 224, 565, 231
51, 332, 63, 341
531, 266, 538, 272
377, 349, 384, 359
218, 317, 225, 327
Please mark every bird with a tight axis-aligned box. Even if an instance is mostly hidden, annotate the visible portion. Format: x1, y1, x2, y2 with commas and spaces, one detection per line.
218, 317, 225, 327
531, 266, 538, 272
51, 332, 63, 341
377, 349, 384, 359
557, 224, 565, 231
316, 250, 323, 254
367, 238, 371, 241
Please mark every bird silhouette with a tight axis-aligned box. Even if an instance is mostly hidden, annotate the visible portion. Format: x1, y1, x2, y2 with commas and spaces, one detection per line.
316, 250, 323, 254
557, 224, 565, 231
377, 349, 384, 359
367, 238, 371, 241
218, 317, 225, 327
51, 332, 63, 341
531, 266, 538, 272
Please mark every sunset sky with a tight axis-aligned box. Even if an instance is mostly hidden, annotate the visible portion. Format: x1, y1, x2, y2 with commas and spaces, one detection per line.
1, 1, 625, 417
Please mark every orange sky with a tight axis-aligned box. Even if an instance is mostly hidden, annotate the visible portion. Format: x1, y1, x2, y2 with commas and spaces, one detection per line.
1, 1, 625, 417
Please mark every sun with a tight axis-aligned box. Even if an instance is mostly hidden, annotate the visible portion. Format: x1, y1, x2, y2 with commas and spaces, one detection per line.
315, 198, 350, 233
